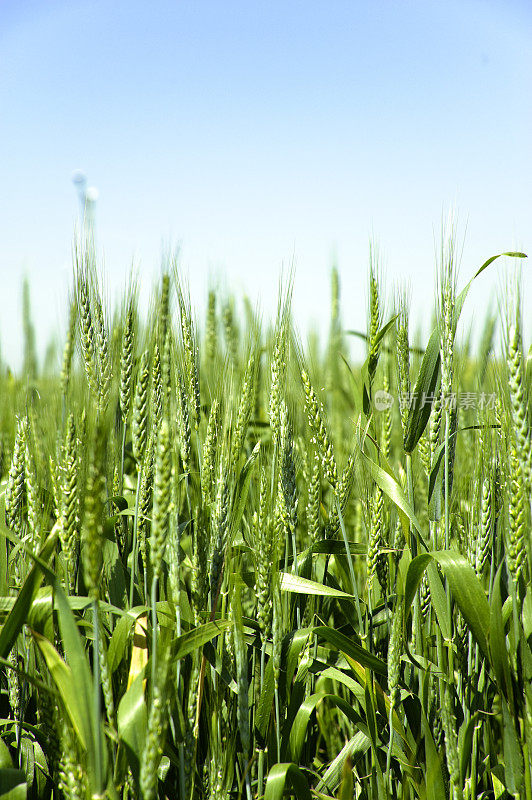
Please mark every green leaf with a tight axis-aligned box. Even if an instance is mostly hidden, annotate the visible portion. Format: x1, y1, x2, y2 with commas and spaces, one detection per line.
404, 553, 432, 625
364, 677, 379, 759
403, 326, 441, 454
405, 551, 490, 658
117, 671, 147, 788
31, 632, 88, 751
522, 586, 532, 641
337, 755, 354, 800
264, 762, 311, 800
359, 451, 428, 551
0, 770, 27, 800
339, 353, 361, 407
428, 438, 446, 510
203, 641, 238, 694
174, 619, 231, 660
230, 441, 260, 535
422, 709, 446, 800
403, 251, 526, 454
314, 626, 387, 676
458, 713, 481, 786
428, 427, 480, 515
489, 565, 512, 701
255, 653, 274, 744
0, 742, 11, 770
426, 562, 451, 640
491, 768, 507, 799
280, 573, 354, 599
0, 527, 59, 660
107, 613, 136, 674
298, 540, 367, 559
316, 732, 370, 793
289, 692, 364, 763
433, 551, 490, 659
455, 251, 527, 322
318, 666, 366, 704
102, 538, 128, 608
53, 587, 102, 768
501, 696, 524, 795
285, 629, 313, 693
28, 739, 47, 798
360, 315, 398, 414
19, 737, 34, 792
26, 588, 53, 636
372, 315, 399, 354
51, 585, 108, 794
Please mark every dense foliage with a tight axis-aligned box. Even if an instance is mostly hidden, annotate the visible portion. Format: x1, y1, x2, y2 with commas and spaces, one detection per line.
0, 241, 530, 800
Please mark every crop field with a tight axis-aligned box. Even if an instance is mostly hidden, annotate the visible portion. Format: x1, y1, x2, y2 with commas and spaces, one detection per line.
0, 240, 530, 800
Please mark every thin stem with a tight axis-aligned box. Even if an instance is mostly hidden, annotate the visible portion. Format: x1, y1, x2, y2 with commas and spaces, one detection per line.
523, 737, 532, 800
470, 716, 480, 800
443, 409, 455, 679
151, 574, 158, 690
274, 686, 281, 763
120, 420, 127, 494
92, 600, 103, 794
406, 453, 421, 690
258, 642, 266, 798
406, 455, 415, 557
336, 493, 363, 632
129, 464, 142, 607
386, 701, 394, 793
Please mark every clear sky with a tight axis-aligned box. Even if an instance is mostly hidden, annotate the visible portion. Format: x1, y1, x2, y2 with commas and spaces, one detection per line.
0, 0, 531, 366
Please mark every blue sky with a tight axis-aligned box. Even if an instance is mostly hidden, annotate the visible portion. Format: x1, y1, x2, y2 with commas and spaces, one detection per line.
0, 0, 531, 365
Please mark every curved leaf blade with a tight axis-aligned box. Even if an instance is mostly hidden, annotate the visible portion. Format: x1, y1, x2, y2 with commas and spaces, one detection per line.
264, 763, 311, 800
314, 626, 387, 676
289, 692, 364, 763
280, 573, 353, 599
174, 619, 231, 661
406, 551, 490, 658
403, 327, 441, 454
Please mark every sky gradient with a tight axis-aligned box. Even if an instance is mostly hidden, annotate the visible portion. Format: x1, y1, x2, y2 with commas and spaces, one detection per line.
1, 0, 531, 366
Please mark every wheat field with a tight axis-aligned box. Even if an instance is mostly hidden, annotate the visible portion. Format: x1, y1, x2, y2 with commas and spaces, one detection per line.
0, 240, 530, 800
